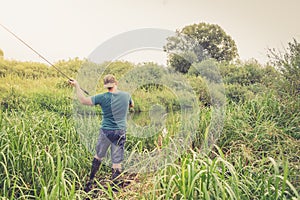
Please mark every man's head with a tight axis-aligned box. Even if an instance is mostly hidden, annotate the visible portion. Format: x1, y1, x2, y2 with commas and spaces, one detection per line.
103, 74, 117, 89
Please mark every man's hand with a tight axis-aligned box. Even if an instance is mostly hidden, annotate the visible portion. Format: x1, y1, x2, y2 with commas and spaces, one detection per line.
69, 79, 89, 95
68, 79, 79, 88
68, 79, 93, 106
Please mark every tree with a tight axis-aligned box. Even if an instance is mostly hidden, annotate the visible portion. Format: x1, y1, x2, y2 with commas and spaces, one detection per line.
164, 22, 238, 73
268, 38, 300, 94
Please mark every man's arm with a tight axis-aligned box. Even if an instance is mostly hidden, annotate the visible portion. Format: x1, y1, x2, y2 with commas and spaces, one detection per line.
69, 79, 93, 106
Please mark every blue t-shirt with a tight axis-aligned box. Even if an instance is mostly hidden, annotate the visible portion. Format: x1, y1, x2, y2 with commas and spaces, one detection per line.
91, 91, 132, 130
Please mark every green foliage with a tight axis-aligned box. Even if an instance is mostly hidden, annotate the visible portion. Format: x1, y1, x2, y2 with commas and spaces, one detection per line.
268, 38, 300, 95
53, 57, 83, 78
187, 75, 210, 106
0, 55, 299, 199
0, 48, 3, 58
225, 84, 253, 103
181, 23, 238, 61
75, 60, 135, 94
119, 62, 166, 88
164, 22, 238, 73
217, 60, 283, 102
219, 60, 264, 86
189, 59, 222, 83
0, 58, 82, 79
102, 61, 134, 78
219, 93, 300, 195
147, 148, 299, 200
260, 65, 281, 88
0, 109, 90, 199
167, 51, 198, 74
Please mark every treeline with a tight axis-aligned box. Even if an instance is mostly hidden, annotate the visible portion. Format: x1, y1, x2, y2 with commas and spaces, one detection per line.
0, 37, 299, 109
0, 57, 83, 79
0, 56, 295, 105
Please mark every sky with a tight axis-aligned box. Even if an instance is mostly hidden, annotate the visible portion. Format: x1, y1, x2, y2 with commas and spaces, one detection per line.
0, 0, 299, 66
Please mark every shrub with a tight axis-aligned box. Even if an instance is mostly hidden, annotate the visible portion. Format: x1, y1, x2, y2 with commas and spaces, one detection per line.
268, 38, 300, 95
225, 84, 254, 103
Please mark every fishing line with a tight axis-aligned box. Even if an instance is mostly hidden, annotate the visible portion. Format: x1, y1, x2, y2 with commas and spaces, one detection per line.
0, 23, 89, 95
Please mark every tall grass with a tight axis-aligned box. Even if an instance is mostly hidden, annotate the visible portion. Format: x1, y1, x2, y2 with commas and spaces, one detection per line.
0, 60, 299, 199
144, 147, 299, 200
0, 109, 90, 199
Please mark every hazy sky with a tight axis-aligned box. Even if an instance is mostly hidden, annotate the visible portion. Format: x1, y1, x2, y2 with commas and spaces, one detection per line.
0, 0, 299, 65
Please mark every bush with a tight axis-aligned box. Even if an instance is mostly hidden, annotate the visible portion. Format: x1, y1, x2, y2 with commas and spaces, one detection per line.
268, 38, 300, 95
188, 59, 222, 83
225, 84, 254, 103
219, 60, 265, 86
187, 75, 210, 106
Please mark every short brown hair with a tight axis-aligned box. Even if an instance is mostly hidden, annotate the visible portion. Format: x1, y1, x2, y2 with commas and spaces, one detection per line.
103, 74, 117, 88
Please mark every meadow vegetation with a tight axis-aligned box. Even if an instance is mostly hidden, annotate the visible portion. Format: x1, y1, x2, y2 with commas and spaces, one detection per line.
0, 42, 299, 199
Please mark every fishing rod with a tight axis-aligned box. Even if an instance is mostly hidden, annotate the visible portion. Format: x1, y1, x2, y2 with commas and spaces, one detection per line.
0, 23, 89, 95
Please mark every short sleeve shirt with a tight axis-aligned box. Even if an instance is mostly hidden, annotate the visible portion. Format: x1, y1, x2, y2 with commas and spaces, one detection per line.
91, 91, 132, 130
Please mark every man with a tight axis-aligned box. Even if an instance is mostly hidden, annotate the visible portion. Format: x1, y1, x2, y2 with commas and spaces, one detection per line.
69, 74, 134, 192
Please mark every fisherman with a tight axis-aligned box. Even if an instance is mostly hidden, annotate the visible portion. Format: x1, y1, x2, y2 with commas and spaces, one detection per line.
69, 74, 134, 192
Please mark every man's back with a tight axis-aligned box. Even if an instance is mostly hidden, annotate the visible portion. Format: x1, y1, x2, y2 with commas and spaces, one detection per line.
92, 91, 132, 130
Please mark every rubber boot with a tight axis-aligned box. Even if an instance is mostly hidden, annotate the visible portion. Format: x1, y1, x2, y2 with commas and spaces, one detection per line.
111, 168, 122, 187
84, 158, 101, 192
